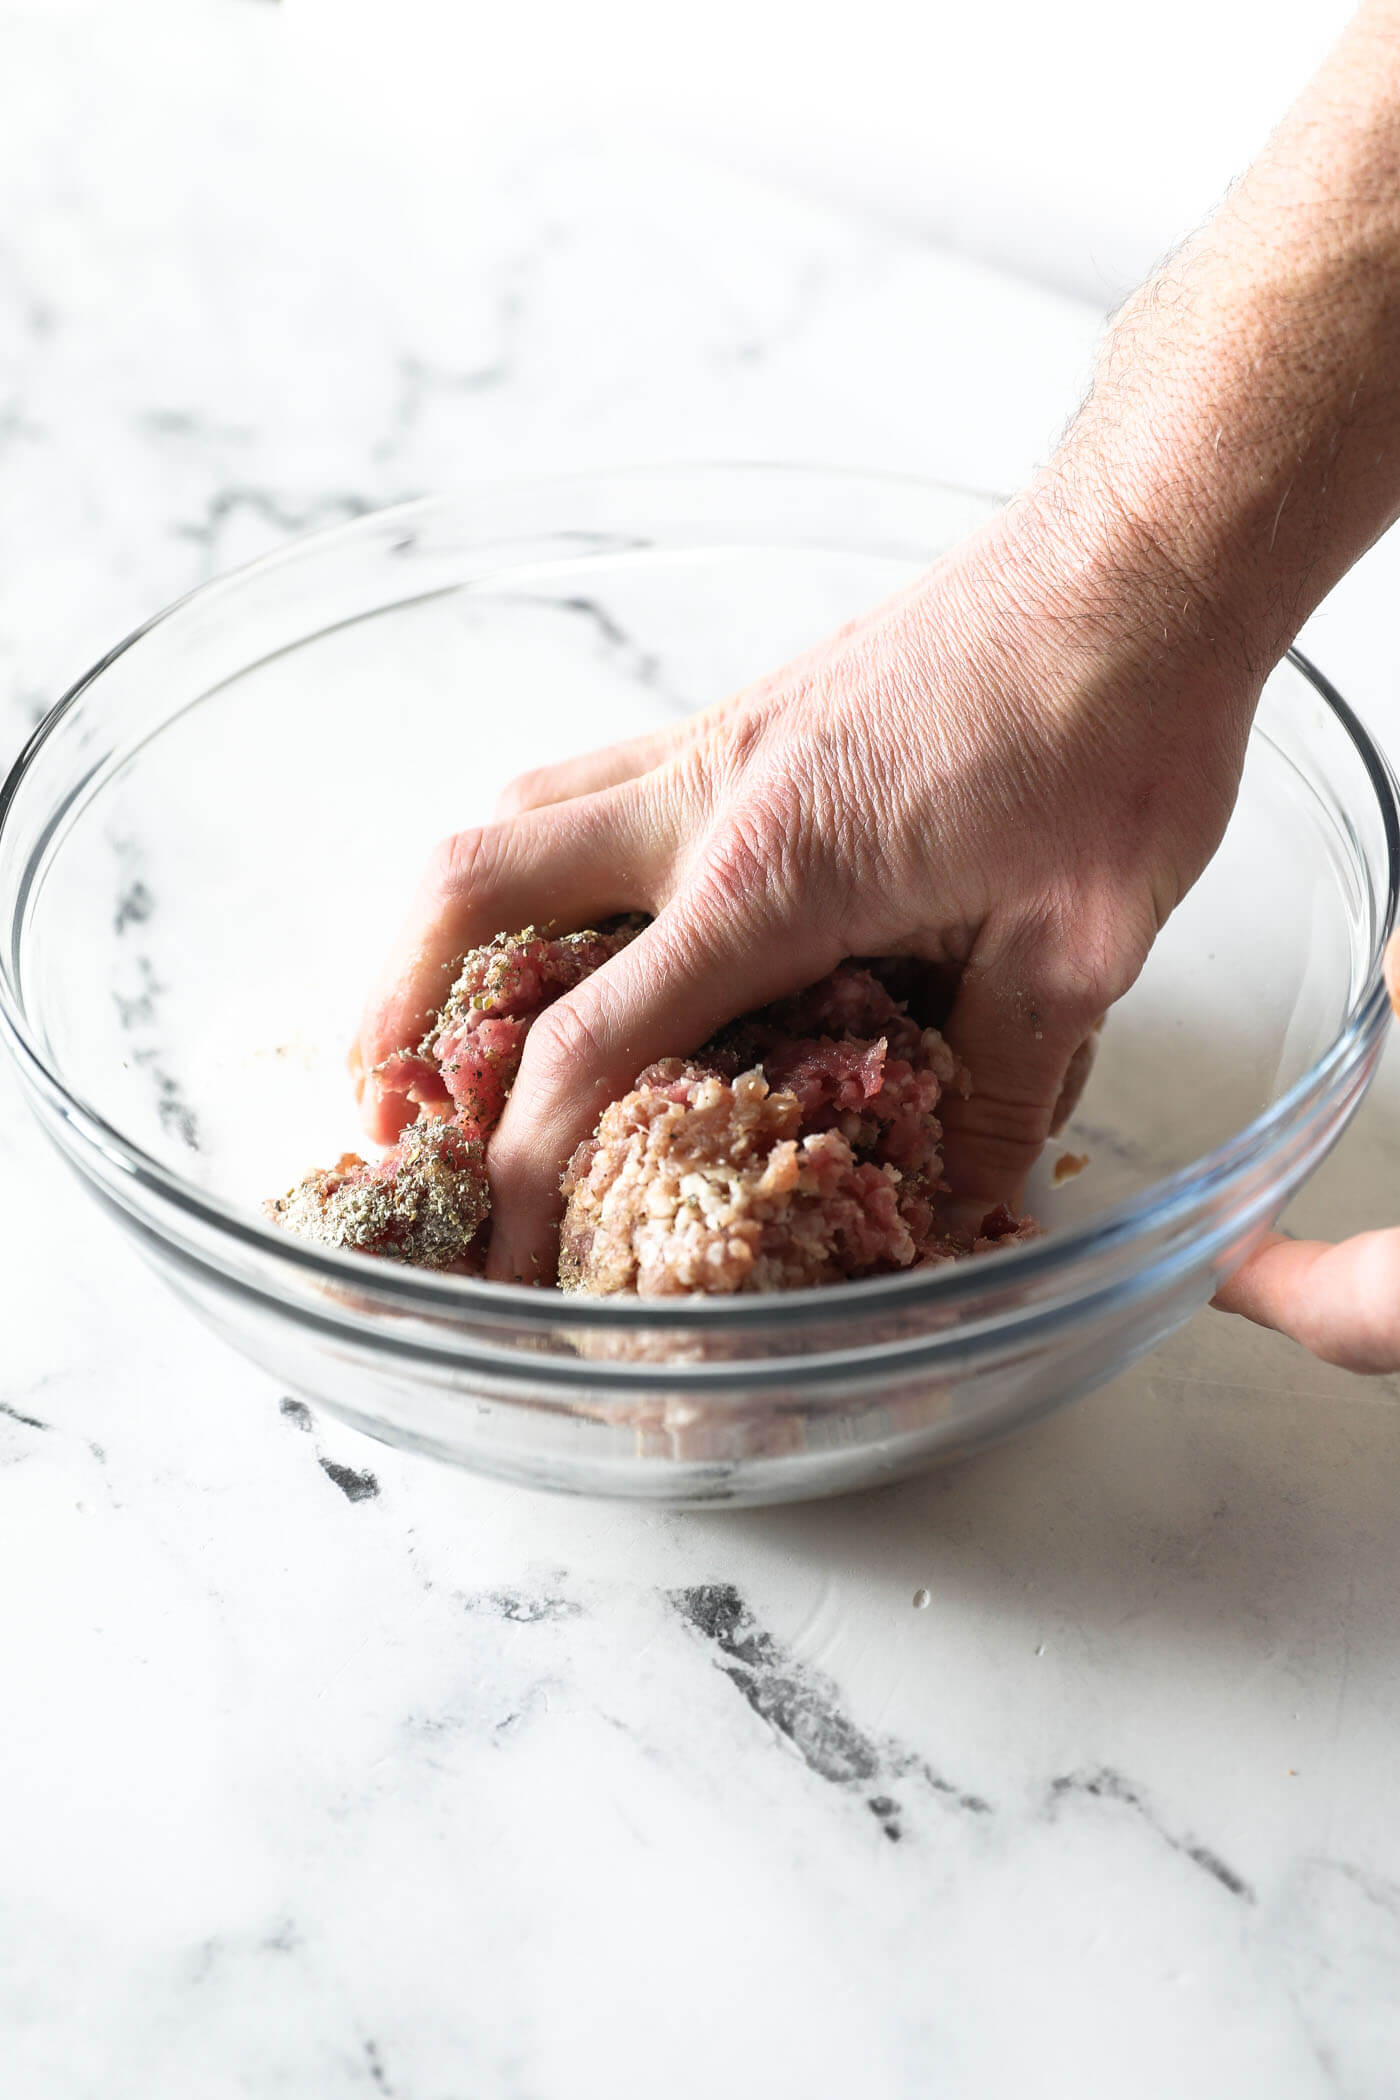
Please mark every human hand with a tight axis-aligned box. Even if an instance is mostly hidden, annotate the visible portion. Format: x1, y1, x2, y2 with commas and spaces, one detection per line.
352, 483, 1257, 1283
352, 0, 1400, 1332
1212, 934, 1400, 1373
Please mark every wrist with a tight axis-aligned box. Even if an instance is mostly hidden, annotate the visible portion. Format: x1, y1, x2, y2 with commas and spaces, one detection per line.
987, 454, 1270, 728
1033, 181, 1400, 689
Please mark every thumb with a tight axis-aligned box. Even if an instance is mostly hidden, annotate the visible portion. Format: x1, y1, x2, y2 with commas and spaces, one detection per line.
1213, 931, 1400, 1364
1215, 1228, 1400, 1373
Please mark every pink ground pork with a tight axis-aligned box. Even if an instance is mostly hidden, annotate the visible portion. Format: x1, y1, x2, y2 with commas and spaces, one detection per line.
268, 922, 1035, 1293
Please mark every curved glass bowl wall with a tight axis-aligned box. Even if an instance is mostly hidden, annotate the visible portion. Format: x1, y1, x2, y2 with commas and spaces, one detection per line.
1, 469, 1395, 1504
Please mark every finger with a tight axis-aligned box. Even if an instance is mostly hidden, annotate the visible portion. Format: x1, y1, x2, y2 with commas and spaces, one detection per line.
484, 904, 843, 1283
492, 695, 748, 820
353, 788, 670, 1144
1214, 1228, 1400, 1373
1386, 929, 1400, 1018
493, 735, 673, 820
938, 962, 1105, 1211
1050, 1020, 1102, 1135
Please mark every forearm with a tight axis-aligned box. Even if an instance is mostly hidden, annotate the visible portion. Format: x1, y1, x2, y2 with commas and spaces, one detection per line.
1032, 0, 1400, 686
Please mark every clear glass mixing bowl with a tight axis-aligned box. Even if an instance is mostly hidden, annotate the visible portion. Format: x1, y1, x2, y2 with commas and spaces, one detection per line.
1, 468, 1396, 1504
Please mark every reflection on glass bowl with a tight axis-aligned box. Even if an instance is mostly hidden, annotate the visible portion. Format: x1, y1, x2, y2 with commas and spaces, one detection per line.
1, 468, 1396, 1505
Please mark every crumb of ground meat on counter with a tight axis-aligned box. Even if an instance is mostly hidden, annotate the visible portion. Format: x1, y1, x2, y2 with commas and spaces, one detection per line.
270, 931, 1040, 1292
266, 1116, 488, 1270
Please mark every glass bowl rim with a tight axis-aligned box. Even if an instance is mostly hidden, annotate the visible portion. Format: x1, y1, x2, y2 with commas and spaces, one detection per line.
1, 466, 1397, 1333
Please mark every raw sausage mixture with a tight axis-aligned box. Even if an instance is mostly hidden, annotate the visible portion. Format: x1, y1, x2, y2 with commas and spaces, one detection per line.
268, 921, 1035, 1294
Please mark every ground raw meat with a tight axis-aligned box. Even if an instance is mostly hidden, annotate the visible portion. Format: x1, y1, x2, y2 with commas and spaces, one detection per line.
558, 1015, 1034, 1298
265, 923, 641, 1270
267, 1117, 489, 1271
269, 922, 1039, 1292
372, 920, 645, 1132
558, 1060, 943, 1296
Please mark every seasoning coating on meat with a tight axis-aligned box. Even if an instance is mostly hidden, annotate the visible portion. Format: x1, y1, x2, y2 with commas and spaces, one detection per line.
371, 920, 646, 1132
266, 1117, 488, 1271
270, 928, 1039, 1291
271, 923, 643, 1271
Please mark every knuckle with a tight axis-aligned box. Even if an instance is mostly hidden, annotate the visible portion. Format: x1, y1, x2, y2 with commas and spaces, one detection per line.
713, 704, 769, 779
525, 990, 610, 1087
494, 766, 556, 820
708, 810, 777, 899
694, 697, 794, 799
429, 823, 506, 904
1040, 947, 1114, 1022
1022, 890, 1142, 1022
694, 789, 805, 917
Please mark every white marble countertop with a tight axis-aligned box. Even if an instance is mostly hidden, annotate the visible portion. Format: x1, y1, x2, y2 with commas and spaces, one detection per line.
7, 10, 1400, 2097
